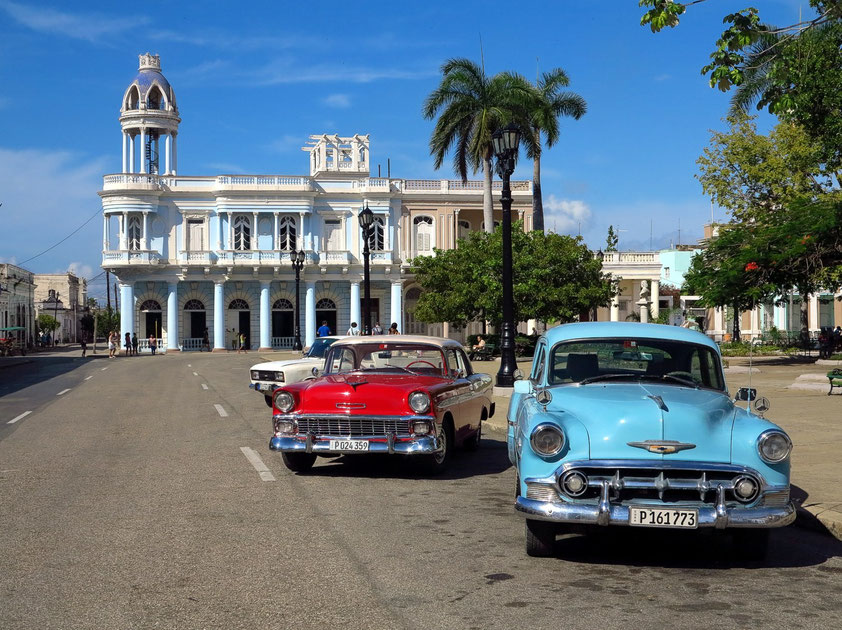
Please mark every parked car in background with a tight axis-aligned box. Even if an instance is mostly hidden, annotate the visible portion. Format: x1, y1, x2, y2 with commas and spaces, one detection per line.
268, 336, 493, 473
509, 322, 795, 558
249, 336, 342, 407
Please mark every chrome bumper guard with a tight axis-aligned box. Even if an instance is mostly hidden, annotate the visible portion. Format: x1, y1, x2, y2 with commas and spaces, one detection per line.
269, 433, 441, 455
249, 383, 277, 393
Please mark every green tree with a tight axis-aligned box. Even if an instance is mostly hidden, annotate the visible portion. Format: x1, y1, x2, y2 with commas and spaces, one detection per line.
423, 58, 533, 233
605, 225, 619, 252
519, 67, 587, 233
410, 223, 613, 327
95, 307, 120, 339
37, 313, 60, 337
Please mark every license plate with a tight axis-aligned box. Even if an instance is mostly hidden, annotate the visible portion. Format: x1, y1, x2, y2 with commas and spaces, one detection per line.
629, 507, 698, 529
328, 439, 370, 452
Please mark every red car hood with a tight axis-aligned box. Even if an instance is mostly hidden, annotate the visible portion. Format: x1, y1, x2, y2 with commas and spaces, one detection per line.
289, 373, 446, 415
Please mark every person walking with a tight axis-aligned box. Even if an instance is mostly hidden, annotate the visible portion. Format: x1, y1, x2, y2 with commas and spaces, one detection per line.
237, 331, 247, 353
202, 328, 210, 352
388, 322, 399, 335
346, 322, 360, 336
80, 337, 87, 358
149, 333, 157, 355
230, 328, 238, 351
131, 332, 138, 356
124, 332, 132, 357
317, 321, 331, 338
108, 331, 117, 358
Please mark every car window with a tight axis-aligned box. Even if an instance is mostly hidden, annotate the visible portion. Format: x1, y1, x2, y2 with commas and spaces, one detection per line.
307, 338, 336, 358
456, 349, 473, 376
325, 343, 447, 376
531, 342, 546, 383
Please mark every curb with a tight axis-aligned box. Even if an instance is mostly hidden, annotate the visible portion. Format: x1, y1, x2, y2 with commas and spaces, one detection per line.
796, 504, 842, 541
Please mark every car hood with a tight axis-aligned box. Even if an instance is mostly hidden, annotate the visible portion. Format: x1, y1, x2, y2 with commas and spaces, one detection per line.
295, 373, 445, 415
250, 357, 320, 372
547, 382, 735, 462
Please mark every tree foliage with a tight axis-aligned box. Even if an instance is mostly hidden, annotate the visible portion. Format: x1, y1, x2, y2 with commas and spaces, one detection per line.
37, 313, 60, 334
410, 223, 614, 327
605, 225, 619, 252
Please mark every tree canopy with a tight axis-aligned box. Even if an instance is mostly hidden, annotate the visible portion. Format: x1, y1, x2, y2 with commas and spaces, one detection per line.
409, 223, 614, 327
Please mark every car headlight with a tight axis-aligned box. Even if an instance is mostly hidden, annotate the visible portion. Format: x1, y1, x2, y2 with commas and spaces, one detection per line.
275, 371, 285, 382
408, 391, 431, 413
757, 430, 792, 464
273, 390, 295, 413
530, 423, 565, 457
250, 370, 259, 380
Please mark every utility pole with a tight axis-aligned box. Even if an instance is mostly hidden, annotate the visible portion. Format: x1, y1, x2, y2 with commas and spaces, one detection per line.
114, 282, 119, 312
106, 270, 111, 311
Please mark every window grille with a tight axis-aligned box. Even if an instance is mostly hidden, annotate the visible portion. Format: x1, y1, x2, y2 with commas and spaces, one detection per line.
279, 216, 296, 251
229, 299, 249, 310
139, 300, 162, 311
234, 216, 251, 251
273, 299, 293, 310
316, 298, 336, 309
184, 299, 205, 310
128, 216, 142, 251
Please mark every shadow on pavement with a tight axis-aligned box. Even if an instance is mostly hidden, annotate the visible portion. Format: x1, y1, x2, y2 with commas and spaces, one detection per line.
0, 355, 104, 399
299, 435, 513, 480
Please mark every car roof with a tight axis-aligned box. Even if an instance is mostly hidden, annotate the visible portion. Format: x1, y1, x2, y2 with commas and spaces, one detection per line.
542, 322, 720, 352
331, 335, 462, 350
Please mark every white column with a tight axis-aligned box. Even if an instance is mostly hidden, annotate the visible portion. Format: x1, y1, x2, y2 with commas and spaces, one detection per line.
714, 306, 724, 337
259, 281, 272, 349
273, 212, 279, 250
119, 283, 134, 347
119, 214, 127, 250
122, 132, 127, 173
350, 281, 361, 328
775, 302, 786, 330
142, 211, 149, 250
651, 279, 660, 319
305, 282, 316, 347
610, 297, 619, 322
164, 133, 171, 174
172, 133, 177, 175
390, 281, 403, 332
167, 282, 178, 350
216, 212, 222, 250
298, 212, 305, 250
139, 128, 146, 174
252, 212, 258, 250
809, 294, 819, 331
103, 215, 109, 251
213, 282, 225, 350
129, 134, 135, 173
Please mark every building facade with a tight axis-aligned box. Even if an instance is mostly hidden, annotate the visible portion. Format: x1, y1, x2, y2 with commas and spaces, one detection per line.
33, 273, 87, 343
0, 263, 36, 346
100, 54, 532, 352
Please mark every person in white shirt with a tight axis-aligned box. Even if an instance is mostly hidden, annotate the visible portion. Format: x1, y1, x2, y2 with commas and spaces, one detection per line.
347, 322, 361, 335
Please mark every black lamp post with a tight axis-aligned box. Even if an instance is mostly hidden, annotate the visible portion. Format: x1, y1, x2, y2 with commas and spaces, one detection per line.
359, 202, 375, 335
492, 123, 522, 387
291, 249, 305, 351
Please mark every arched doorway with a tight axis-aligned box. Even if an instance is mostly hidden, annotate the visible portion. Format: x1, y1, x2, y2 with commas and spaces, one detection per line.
315, 298, 337, 336
272, 298, 294, 346
139, 299, 162, 338
184, 299, 206, 340
229, 298, 250, 348
404, 287, 426, 335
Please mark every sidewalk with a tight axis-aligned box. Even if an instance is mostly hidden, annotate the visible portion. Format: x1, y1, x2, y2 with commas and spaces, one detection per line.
483, 354, 842, 541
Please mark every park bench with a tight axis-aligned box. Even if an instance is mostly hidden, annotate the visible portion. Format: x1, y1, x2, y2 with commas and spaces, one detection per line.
828, 369, 842, 395
470, 340, 498, 361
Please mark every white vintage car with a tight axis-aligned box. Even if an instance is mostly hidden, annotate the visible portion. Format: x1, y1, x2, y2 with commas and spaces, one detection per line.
249, 336, 342, 407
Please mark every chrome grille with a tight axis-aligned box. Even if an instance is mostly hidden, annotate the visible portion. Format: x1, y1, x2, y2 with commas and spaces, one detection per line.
297, 416, 412, 437
254, 370, 278, 381
761, 489, 790, 507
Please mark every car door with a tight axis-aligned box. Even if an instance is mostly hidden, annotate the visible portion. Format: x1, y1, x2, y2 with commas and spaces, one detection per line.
442, 348, 476, 439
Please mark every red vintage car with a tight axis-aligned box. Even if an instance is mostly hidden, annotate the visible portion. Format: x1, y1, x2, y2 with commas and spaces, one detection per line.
268, 336, 494, 473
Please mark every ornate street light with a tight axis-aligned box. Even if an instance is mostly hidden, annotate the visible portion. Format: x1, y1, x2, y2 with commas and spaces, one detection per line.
359, 202, 375, 335
291, 249, 306, 351
492, 123, 522, 387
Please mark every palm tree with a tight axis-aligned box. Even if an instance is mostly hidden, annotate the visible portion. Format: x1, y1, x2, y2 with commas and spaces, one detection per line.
423, 58, 533, 233
521, 68, 586, 233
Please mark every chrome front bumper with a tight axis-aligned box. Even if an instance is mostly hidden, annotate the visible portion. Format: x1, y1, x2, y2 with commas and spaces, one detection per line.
515, 494, 796, 529
269, 434, 441, 455
249, 382, 278, 394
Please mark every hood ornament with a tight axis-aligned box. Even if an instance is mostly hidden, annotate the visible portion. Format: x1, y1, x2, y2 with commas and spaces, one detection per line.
535, 389, 552, 407
627, 440, 696, 454
342, 375, 368, 390
647, 395, 669, 412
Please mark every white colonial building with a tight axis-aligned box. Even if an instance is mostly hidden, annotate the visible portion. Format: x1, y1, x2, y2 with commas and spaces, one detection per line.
100, 54, 531, 352
34, 273, 87, 343
0, 263, 36, 346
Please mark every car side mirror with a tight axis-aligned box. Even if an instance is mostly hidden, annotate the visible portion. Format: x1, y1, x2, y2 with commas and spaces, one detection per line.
733, 387, 757, 402
513, 379, 532, 394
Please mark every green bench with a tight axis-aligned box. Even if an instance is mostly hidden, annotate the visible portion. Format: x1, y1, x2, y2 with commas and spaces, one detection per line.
828, 369, 842, 395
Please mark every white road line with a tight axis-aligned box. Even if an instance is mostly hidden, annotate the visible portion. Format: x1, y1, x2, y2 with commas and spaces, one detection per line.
101, 367, 109, 371
85, 376, 93, 381
193, 371, 198, 376
57, 389, 71, 396
8, 411, 32, 425
240, 447, 276, 482
214, 404, 228, 417
188, 364, 192, 367
201, 384, 209, 390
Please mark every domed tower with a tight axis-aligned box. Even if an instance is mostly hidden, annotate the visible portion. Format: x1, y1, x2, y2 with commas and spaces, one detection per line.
119, 53, 180, 175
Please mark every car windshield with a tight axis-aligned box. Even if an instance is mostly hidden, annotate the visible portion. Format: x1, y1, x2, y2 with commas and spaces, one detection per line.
547, 338, 725, 391
325, 343, 447, 377
305, 338, 337, 358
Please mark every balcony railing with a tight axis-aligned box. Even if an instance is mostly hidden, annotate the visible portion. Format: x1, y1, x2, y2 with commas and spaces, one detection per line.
102, 250, 163, 265
272, 336, 295, 349
402, 179, 531, 193
178, 251, 213, 264
215, 175, 312, 191
601, 252, 658, 264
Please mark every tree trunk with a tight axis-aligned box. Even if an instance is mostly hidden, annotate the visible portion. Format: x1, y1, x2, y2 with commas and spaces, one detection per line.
800, 298, 809, 331
532, 129, 544, 233
732, 303, 741, 343
483, 156, 494, 233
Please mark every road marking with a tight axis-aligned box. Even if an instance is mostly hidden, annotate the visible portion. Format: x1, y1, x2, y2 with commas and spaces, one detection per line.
188, 364, 192, 367
214, 404, 228, 417
57, 389, 71, 396
101, 367, 109, 371
85, 376, 93, 381
240, 446, 276, 482
201, 384, 209, 390
193, 371, 198, 376
8, 411, 32, 425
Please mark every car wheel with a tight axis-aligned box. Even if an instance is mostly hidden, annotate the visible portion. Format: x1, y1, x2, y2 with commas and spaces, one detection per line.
264, 395, 273, 408
281, 452, 317, 473
420, 420, 452, 475
525, 519, 556, 557
732, 528, 770, 561
463, 420, 482, 452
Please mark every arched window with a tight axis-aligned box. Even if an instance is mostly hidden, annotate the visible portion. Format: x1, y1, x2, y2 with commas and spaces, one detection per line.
481, 221, 501, 231
273, 299, 293, 310
128, 216, 142, 251
139, 300, 162, 311
406, 287, 422, 301
414, 215, 434, 252
184, 299, 205, 310
147, 85, 165, 110
125, 86, 139, 110
316, 298, 336, 309
229, 299, 249, 310
366, 216, 385, 251
278, 216, 296, 251
233, 215, 251, 251
458, 220, 471, 240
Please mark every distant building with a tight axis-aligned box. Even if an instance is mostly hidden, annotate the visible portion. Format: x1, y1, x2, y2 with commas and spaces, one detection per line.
34, 273, 87, 343
100, 53, 532, 352
0, 263, 36, 346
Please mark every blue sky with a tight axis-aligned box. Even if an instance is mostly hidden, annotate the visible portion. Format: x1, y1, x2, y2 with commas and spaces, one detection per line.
0, 0, 808, 299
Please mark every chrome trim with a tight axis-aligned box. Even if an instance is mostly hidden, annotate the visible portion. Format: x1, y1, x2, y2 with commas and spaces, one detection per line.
553, 459, 767, 479
336, 402, 366, 409
529, 423, 565, 457
756, 429, 793, 464
597, 481, 611, 526
627, 440, 696, 454
269, 434, 441, 455
273, 413, 435, 423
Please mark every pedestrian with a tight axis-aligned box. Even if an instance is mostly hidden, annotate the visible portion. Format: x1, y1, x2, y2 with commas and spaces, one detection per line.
317, 320, 331, 337
238, 332, 247, 353
373, 321, 383, 335
131, 332, 138, 356
388, 322, 399, 335
231, 328, 238, 351
202, 328, 210, 352
149, 333, 157, 355
80, 337, 87, 358
108, 331, 117, 358
346, 322, 360, 336
124, 332, 132, 356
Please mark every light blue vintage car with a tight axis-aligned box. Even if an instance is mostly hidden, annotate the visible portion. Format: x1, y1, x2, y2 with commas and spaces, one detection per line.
508, 322, 795, 558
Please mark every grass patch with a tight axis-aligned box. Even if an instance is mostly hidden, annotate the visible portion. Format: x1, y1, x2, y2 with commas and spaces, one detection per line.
718, 342, 795, 357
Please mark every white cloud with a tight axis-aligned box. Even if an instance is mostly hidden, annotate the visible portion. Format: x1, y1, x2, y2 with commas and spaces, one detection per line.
543, 195, 591, 234
0, 1, 148, 42
266, 135, 306, 154
323, 93, 351, 108
67, 262, 94, 278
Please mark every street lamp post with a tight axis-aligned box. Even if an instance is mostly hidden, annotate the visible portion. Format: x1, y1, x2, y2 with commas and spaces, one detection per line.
291, 249, 305, 351
492, 124, 522, 388
359, 203, 375, 335
54, 291, 60, 347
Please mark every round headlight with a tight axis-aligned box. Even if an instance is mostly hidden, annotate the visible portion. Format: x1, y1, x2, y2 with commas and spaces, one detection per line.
408, 391, 431, 413
530, 423, 565, 457
560, 470, 588, 497
273, 390, 295, 413
733, 475, 759, 502
757, 430, 792, 464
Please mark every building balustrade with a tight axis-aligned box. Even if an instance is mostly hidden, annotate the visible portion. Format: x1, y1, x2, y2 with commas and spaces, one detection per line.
402, 179, 531, 193
272, 336, 294, 349
215, 175, 312, 191
102, 250, 163, 265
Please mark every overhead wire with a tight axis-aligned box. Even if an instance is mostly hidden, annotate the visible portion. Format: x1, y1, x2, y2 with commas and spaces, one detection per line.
17, 207, 102, 265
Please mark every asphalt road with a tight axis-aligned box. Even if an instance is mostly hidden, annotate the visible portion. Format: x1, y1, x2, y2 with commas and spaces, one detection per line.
1, 352, 841, 630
